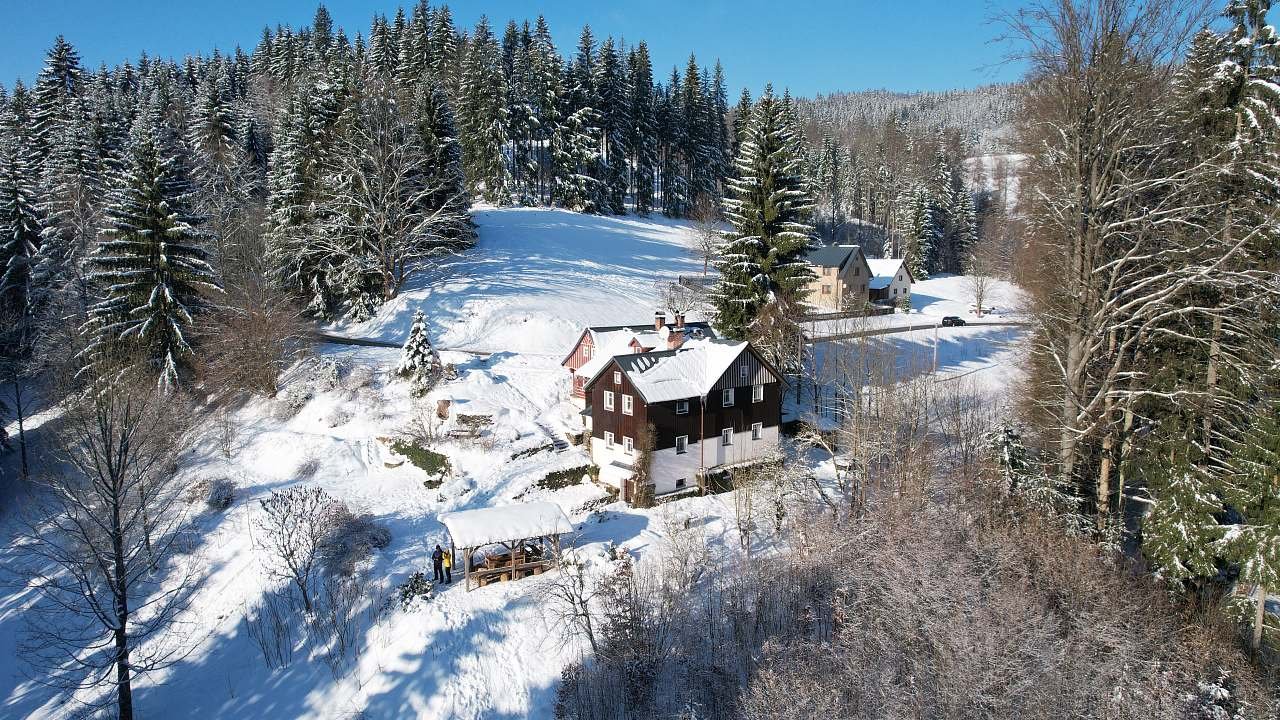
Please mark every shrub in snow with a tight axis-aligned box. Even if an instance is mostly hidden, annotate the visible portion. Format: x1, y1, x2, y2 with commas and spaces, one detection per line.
341, 364, 375, 391
391, 571, 435, 611
205, 479, 235, 511
537, 464, 597, 491
324, 408, 352, 428
1188, 670, 1250, 720
295, 458, 321, 479
321, 509, 393, 577
390, 439, 450, 488
397, 310, 441, 395
308, 358, 344, 393
244, 587, 299, 670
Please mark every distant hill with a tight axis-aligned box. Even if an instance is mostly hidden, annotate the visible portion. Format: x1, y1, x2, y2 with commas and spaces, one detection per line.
797, 84, 1019, 152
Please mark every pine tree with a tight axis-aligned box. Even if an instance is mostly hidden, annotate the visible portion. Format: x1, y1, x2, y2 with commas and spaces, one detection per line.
84, 119, 221, 389
627, 43, 657, 215
899, 184, 934, 280
32, 95, 99, 317
458, 17, 512, 205
0, 102, 44, 321
595, 37, 629, 214
712, 86, 816, 340
397, 309, 440, 393
31, 36, 84, 161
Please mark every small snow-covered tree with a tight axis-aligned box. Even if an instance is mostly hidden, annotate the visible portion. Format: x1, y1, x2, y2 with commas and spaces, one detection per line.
397, 309, 440, 393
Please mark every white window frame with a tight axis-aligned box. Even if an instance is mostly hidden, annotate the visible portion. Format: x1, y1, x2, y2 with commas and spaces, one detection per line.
613, 371, 621, 385
622, 394, 634, 416
752, 384, 764, 403
721, 428, 733, 446
675, 435, 688, 454
603, 390, 615, 411
584, 346, 592, 358
604, 431, 614, 448
675, 399, 689, 415
751, 422, 763, 441
623, 436, 634, 454
722, 388, 734, 407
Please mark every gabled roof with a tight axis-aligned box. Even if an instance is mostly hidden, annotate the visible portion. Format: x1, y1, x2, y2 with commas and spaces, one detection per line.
561, 322, 715, 368
804, 245, 862, 270
583, 338, 758, 404
867, 258, 913, 289
440, 502, 574, 548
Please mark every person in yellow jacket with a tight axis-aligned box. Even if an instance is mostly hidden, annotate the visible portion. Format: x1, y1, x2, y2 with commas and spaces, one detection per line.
442, 549, 453, 585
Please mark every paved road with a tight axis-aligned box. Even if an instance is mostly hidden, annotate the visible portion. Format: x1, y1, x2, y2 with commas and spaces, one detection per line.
805, 320, 1030, 343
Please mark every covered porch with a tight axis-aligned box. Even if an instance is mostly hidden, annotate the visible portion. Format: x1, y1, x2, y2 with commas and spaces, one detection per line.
439, 502, 575, 591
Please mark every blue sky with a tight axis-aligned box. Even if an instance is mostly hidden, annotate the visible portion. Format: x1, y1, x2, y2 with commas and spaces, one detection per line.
1, 1, 1024, 96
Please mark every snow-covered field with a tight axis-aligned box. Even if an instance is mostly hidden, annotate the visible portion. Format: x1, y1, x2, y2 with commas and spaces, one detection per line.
0, 208, 1027, 719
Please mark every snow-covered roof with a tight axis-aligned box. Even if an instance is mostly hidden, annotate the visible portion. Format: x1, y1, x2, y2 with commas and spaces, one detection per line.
570, 323, 714, 378
590, 338, 753, 404
867, 258, 909, 289
439, 502, 574, 548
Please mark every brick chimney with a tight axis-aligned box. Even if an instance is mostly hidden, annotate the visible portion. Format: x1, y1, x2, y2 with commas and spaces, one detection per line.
654, 310, 666, 330
667, 326, 685, 350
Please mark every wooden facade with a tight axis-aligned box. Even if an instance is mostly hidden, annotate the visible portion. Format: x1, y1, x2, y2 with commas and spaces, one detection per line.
586, 343, 783, 457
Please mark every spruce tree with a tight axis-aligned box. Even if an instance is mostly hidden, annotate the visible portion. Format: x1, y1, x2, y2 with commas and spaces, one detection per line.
0, 102, 44, 321
84, 119, 220, 389
458, 17, 512, 205
711, 86, 816, 340
397, 309, 440, 393
595, 37, 629, 214
627, 43, 657, 215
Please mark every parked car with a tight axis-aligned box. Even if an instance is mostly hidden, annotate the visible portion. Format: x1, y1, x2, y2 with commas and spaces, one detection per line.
941, 316, 966, 327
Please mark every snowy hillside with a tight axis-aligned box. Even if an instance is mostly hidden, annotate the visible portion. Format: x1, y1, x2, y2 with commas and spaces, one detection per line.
0, 208, 1026, 719
339, 207, 710, 354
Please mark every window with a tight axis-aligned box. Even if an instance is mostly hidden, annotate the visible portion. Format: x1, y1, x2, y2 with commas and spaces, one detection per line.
752, 384, 764, 403
604, 431, 614, 448
722, 388, 735, 407
721, 428, 733, 446
892, 288, 898, 296
675, 435, 688, 454
740, 364, 749, 379
898, 274, 903, 281
752, 422, 763, 441
676, 478, 687, 489
821, 285, 831, 295
613, 371, 621, 385
622, 394, 634, 416
584, 346, 592, 358
623, 436, 634, 454
604, 391, 615, 411
675, 399, 689, 415
854, 266, 860, 276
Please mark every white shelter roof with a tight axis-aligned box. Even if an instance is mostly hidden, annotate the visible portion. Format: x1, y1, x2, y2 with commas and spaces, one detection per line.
439, 502, 574, 548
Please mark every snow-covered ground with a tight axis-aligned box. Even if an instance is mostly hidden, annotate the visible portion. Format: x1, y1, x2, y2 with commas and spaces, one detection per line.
0, 208, 1027, 719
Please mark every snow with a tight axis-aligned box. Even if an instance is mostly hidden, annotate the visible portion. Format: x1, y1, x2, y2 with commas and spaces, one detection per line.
0, 207, 1028, 720
866, 257, 906, 289
440, 502, 574, 549
608, 338, 748, 404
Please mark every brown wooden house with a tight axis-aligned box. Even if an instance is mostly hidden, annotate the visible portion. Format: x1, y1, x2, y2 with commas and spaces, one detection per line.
580, 336, 783, 501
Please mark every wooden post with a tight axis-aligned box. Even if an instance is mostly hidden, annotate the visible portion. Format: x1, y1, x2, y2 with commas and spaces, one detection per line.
464, 546, 472, 591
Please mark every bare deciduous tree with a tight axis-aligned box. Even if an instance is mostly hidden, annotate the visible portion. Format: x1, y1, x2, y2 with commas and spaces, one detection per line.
201, 268, 310, 400
654, 280, 703, 321
16, 373, 198, 720
687, 195, 722, 275
252, 485, 339, 614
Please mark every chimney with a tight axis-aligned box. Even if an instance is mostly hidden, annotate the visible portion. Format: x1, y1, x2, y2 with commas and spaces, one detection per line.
667, 326, 685, 350
675, 313, 685, 329
654, 311, 666, 330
